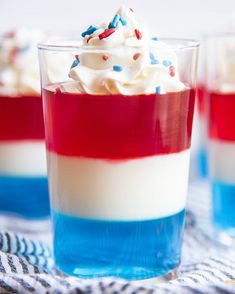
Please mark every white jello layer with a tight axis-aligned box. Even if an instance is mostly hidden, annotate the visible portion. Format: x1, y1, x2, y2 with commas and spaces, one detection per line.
48, 149, 190, 220
0, 141, 47, 176
209, 139, 235, 184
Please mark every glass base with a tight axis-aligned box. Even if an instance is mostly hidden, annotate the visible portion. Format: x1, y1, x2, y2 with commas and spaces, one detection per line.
52, 210, 184, 280
57, 265, 179, 282
0, 175, 50, 219
134, 268, 178, 283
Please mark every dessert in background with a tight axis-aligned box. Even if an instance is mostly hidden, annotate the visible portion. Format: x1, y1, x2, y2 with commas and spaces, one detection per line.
205, 34, 235, 240
196, 83, 208, 177
0, 29, 49, 218
195, 43, 208, 178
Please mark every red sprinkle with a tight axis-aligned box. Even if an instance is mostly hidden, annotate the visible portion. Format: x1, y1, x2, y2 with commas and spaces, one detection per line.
55, 87, 61, 94
87, 35, 93, 43
75, 54, 80, 61
99, 29, 115, 40
133, 53, 141, 60
169, 65, 175, 77
10, 47, 19, 62
102, 55, 109, 61
134, 29, 142, 40
4, 30, 16, 38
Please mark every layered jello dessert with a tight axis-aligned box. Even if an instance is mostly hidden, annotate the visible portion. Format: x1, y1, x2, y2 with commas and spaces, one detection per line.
0, 29, 49, 218
196, 83, 208, 177
206, 34, 235, 238
39, 7, 198, 279
195, 44, 208, 178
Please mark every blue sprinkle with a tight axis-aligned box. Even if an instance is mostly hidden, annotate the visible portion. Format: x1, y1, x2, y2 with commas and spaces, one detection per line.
108, 14, 120, 29
162, 60, 172, 67
152, 37, 158, 41
151, 59, 160, 65
20, 46, 30, 53
113, 65, 123, 72
119, 16, 127, 26
156, 86, 161, 94
70, 59, 79, 69
81, 26, 98, 38
149, 52, 156, 60
149, 52, 159, 65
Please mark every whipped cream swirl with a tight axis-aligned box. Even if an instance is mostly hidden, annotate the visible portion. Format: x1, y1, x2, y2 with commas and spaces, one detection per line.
65, 6, 185, 95
0, 29, 43, 96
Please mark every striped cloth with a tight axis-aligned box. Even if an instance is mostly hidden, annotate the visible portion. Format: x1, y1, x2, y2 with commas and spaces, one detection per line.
0, 180, 235, 293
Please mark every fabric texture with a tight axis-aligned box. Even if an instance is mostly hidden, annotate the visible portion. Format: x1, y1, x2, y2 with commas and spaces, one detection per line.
0, 180, 235, 293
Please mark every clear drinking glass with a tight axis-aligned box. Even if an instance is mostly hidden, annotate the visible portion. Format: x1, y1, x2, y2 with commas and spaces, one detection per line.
205, 33, 235, 242
38, 39, 199, 280
0, 30, 50, 220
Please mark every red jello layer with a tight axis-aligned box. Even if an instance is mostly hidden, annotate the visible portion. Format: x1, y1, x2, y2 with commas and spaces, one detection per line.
197, 85, 206, 116
0, 95, 45, 140
208, 91, 235, 141
43, 87, 195, 159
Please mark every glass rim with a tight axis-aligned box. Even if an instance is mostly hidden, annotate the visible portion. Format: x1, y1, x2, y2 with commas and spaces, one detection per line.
37, 37, 199, 51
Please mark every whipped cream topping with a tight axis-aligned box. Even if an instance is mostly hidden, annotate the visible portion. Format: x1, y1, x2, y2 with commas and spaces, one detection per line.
0, 29, 43, 96
64, 6, 186, 95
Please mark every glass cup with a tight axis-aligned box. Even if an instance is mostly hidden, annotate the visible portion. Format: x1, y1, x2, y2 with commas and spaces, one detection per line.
205, 33, 235, 242
0, 31, 50, 220
38, 39, 199, 280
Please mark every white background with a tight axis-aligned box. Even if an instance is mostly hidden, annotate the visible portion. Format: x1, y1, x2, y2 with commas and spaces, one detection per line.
1, 0, 235, 38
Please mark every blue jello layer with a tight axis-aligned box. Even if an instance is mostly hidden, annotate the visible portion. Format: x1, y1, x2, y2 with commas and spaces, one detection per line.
212, 181, 235, 237
52, 209, 185, 280
198, 147, 208, 178
0, 176, 50, 219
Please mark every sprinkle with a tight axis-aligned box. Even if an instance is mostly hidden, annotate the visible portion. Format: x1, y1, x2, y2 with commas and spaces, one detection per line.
75, 54, 80, 61
119, 16, 127, 26
99, 29, 115, 40
86, 35, 93, 43
4, 30, 16, 38
109, 14, 120, 29
133, 53, 141, 60
163, 60, 172, 67
102, 55, 109, 61
149, 52, 156, 60
156, 86, 161, 94
70, 59, 79, 69
55, 87, 61, 94
113, 65, 123, 72
152, 37, 158, 41
20, 46, 30, 53
134, 29, 142, 40
130, 8, 134, 12
81, 26, 98, 38
151, 59, 159, 65
10, 47, 19, 62
169, 65, 175, 77
149, 52, 159, 64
